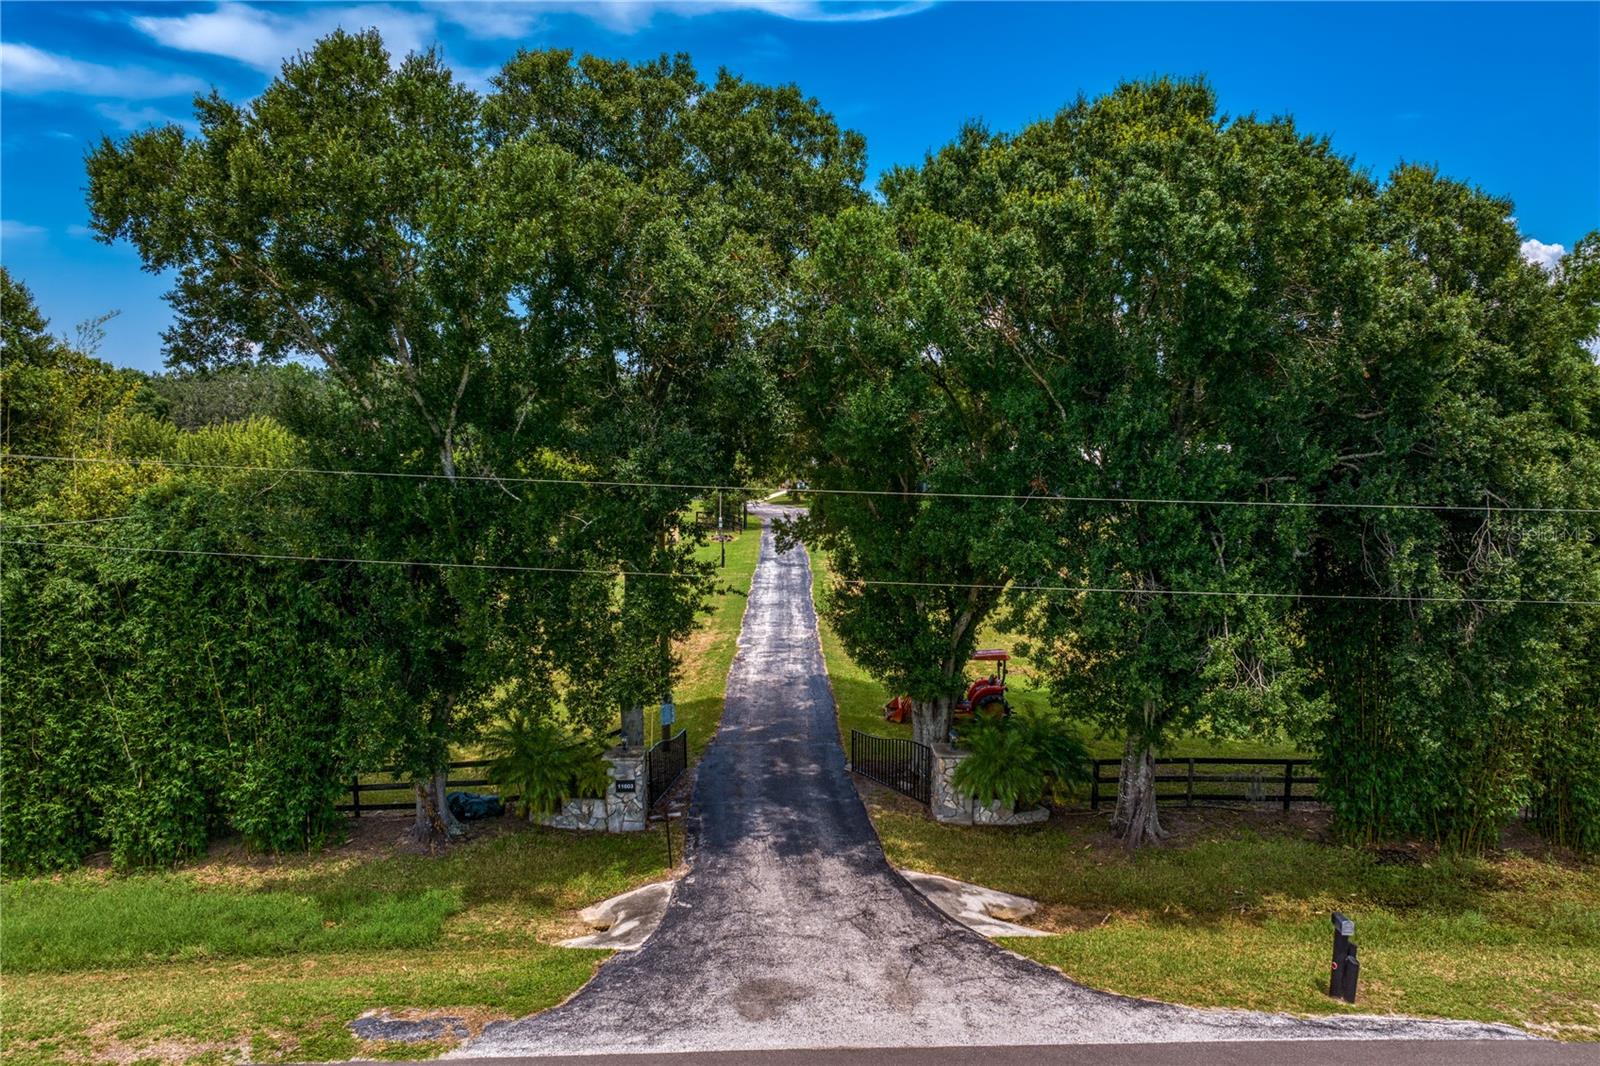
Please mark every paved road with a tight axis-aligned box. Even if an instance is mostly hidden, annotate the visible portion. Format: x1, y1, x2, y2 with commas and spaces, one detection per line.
437, 1041, 1599, 1066
457, 508, 1527, 1057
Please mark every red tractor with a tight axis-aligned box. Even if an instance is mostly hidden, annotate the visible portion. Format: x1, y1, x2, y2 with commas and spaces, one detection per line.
883, 649, 1013, 724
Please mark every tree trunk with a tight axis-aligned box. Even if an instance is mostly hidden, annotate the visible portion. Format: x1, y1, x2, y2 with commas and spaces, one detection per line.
1112, 732, 1166, 849
410, 768, 464, 848
912, 694, 953, 748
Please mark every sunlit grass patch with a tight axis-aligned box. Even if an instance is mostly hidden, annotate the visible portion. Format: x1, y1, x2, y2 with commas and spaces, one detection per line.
1, 878, 462, 973
1006, 914, 1600, 1034
868, 801, 1600, 1037
2, 945, 608, 1066
669, 519, 762, 758
809, 531, 1598, 1038
0, 824, 673, 1063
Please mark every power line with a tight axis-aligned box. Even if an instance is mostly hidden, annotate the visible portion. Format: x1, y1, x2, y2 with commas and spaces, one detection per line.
3, 453, 725, 493
839, 575, 1600, 608
0, 538, 695, 579
0, 515, 136, 530
5, 452, 1597, 515
6, 538, 1596, 607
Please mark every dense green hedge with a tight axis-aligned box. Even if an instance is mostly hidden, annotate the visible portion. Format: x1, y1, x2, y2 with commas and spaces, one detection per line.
1, 426, 399, 870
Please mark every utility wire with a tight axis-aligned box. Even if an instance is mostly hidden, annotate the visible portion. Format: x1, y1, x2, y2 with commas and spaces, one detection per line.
0, 515, 137, 530
5, 453, 1597, 516
5, 538, 1596, 607
0, 538, 691, 579
2, 453, 720, 492
840, 574, 1600, 608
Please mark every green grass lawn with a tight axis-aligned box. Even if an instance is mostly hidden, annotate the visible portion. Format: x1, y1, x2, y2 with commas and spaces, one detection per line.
2, 879, 463, 974
0, 826, 673, 1064
809, 544, 1599, 1039
867, 795, 1600, 1038
660, 521, 762, 759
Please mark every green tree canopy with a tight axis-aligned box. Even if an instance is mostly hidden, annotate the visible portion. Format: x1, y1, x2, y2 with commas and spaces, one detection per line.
1304, 171, 1600, 849
792, 81, 1365, 846
85, 32, 863, 843
790, 78, 1599, 849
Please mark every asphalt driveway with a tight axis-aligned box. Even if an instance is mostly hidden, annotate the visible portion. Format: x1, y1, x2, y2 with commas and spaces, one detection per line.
456, 507, 1528, 1057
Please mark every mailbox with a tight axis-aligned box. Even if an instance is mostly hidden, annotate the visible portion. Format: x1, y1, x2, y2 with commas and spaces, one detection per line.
1329, 911, 1359, 1004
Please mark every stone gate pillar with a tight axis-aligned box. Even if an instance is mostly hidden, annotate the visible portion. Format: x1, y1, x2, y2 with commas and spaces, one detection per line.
929, 742, 1049, 826
538, 745, 649, 832
602, 745, 647, 831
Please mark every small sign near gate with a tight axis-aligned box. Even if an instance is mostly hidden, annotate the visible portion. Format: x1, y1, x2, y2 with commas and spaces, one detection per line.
615, 779, 637, 793
660, 701, 676, 727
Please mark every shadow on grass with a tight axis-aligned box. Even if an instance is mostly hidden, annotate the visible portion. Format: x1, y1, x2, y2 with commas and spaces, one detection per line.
671, 695, 726, 759
286, 823, 664, 916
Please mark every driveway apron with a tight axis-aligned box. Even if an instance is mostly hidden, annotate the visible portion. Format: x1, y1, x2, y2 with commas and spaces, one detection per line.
458, 506, 1527, 1056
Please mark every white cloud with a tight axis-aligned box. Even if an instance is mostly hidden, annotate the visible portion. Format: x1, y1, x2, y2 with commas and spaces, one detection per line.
1, 219, 48, 241
1520, 237, 1566, 273
132, 0, 934, 71
96, 102, 189, 131
527, 1, 934, 33
132, 3, 438, 72
730, 1, 935, 23
0, 41, 205, 97
429, 2, 543, 39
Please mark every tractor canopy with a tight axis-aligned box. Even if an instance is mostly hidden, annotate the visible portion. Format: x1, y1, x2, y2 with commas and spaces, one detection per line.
969, 649, 1009, 662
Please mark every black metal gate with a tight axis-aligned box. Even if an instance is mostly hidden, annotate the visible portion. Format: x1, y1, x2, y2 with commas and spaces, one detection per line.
646, 729, 688, 809
850, 729, 931, 805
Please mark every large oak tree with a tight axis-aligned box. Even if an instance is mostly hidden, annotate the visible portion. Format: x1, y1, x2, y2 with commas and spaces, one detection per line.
794, 80, 1373, 844
88, 32, 862, 844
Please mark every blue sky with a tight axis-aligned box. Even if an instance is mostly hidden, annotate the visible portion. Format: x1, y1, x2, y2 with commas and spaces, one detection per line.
2, 1, 1596, 371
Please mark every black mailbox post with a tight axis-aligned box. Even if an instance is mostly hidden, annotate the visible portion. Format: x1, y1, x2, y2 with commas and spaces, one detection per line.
1329, 911, 1359, 1004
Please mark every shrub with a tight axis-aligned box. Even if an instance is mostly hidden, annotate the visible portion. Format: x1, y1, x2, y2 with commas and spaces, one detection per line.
1529, 640, 1600, 854
0, 419, 389, 871
951, 711, 1090, 809
484, 712, 611, 818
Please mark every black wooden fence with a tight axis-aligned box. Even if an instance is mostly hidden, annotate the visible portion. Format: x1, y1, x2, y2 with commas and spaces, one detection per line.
1089, 757, 1319, 811
850, 729, 932, 805
338, 759, 498, 816
647, 729, 688, 809
342, 734, 689, 819
693, 508, 751, 533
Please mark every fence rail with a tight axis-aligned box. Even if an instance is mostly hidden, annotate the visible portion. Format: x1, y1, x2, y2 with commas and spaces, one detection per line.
693, 508, 751, 533
337, 759, 497, 815
647, 729, 688, 810
1089, 757, 1319, 811
850, 729, 932, 805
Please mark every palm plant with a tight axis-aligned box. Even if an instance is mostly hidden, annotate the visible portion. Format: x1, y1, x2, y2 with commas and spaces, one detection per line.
483, 712, 611, 818
951, 711, 1090, 809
